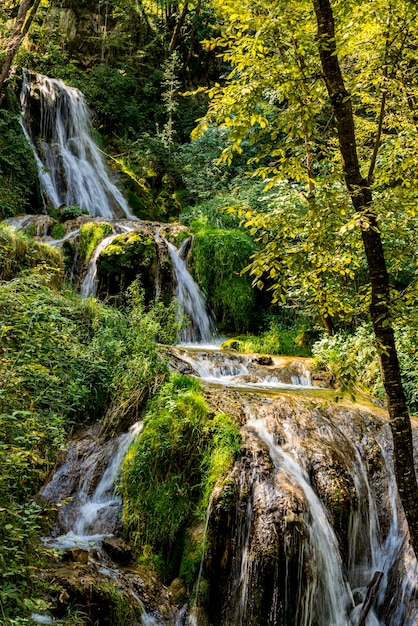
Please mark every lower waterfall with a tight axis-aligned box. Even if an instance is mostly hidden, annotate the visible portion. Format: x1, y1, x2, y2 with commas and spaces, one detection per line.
40, 341, 418, 625
165, 239, 216, 343
42, 421, 143, 550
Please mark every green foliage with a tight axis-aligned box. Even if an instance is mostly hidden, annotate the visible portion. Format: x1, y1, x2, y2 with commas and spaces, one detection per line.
102, 281, 179, 433
59, 205, 86, 221
0, 270, 180, 619
0, 99, 41, 218
0, 500, 50, 623
312, 324, 418, 413
0, 276, 127, 620
0, 223, 63, 282
78, 221, 113, 262
221, 319, 314, 356
191, 229, 256, 332
51, 223, 66, 240
180, 195, 244, 231
121, 373, 241, 579
78, 65, 144, 137
0, 274, 126, 427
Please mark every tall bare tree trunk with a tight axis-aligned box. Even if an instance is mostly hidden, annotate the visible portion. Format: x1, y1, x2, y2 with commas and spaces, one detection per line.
312, 0, 418, 555
0, 0, 41, 99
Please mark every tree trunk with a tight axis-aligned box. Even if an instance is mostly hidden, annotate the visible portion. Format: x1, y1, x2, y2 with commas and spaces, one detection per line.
0, 0, 41, 98
312, 0, 418, 555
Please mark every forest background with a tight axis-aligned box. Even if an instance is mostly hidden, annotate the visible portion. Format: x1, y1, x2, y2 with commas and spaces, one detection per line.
1, 0, 418, 622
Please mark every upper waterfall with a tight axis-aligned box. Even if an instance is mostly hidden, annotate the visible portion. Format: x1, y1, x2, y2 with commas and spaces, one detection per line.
20, 71, 135, 220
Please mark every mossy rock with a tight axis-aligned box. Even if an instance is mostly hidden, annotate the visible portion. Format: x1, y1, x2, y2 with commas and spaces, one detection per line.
97, 231, 157, 301
79, 221, 113, 263
220, 338, 244, 352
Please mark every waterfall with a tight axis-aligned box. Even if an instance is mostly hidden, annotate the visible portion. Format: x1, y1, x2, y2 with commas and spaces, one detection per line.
20, 70, 136, 219
171, 346, 316, 389
250, 417, 353, 625
165, 240, 215, 343
42, 422, 142, 550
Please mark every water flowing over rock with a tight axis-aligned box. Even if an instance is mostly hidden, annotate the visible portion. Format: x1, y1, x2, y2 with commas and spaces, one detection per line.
42, 421, 142, 550
20, 70, 135, 219
165, 240, 216, 343
80, 223, 134, 297
39, 343, 417, 624
199, 390, 418, 626
170, 347, 316, 389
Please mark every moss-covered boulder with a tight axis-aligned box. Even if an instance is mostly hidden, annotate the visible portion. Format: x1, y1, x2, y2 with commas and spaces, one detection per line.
79, 221, 114, 263
96, 231, 157, 302
190, 229, 256, 334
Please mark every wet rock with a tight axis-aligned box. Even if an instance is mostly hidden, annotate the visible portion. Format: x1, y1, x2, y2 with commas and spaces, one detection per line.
230, 374, 261, 384
102, 537, 133, 564
252, 355, 273, 366
62, 547, 89, 564
168, 578, 188, 606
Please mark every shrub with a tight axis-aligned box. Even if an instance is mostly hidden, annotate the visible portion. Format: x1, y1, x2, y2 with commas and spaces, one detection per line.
0, 96, 42, 218
0, 223, 63, 282
191, 229, 256, 333
121, 374, 241, 580
312, 323, 418, 412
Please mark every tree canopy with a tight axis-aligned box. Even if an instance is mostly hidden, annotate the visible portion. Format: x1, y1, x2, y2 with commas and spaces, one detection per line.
191, 0, 418, 553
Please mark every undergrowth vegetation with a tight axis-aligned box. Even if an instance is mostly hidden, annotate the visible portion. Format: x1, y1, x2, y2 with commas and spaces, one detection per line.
0, 222, 62, 281
221, 318, 315, 356
121, 374, 241, 582
0, 230, 177, 621
312, 324, 418, 413
0, 91, 41, 218
191, 229, 257, 332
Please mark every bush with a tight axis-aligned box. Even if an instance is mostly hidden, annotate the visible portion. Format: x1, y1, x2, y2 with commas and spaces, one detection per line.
191, 229, 256, 333
221, 319, 314, 356
0, 97, 41, 217
0, 223, 63, 282
312, 323, 418, 412
121, 374, 241, 580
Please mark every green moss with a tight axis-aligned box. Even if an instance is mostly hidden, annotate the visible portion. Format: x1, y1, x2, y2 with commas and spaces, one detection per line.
98, 232, 155, 274
0, 223, 63, 282
121, 374, 241, 580
220, 338, 244, 352
79, 221, 113, 262
96, 231, 157, 302
191, 229, 256, 333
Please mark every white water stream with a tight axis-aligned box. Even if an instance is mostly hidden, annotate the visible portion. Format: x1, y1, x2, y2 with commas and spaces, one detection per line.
250, 416, 353, 626
172, 346, 315, 391
43, 421, 142, 550
165, 240, 216, 343
20, 71, 136, 219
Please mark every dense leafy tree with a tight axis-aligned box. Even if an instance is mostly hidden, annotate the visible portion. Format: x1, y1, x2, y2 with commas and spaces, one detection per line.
193, 0, 418, 553
0, 0, 45, 96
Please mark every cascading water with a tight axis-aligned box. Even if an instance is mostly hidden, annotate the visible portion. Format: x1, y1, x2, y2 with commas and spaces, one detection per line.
196, 384, 418, 626
165, 239, 216, 343
171, 346, 315, 390
249, 416, 353, 626
20, 70, 136, 219
42, 421, 142, 550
